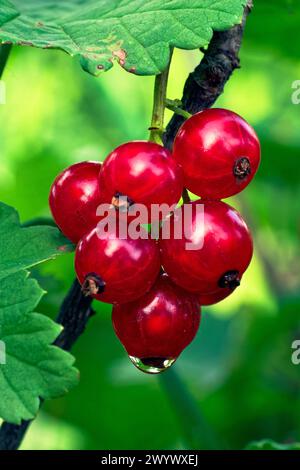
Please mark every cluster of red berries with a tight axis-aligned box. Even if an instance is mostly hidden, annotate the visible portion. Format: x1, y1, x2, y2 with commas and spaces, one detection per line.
49, 108, 260, 374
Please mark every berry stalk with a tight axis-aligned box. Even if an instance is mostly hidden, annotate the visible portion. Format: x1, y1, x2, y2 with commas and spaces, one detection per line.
149, 49, 173, 144
165, 98, 192, 120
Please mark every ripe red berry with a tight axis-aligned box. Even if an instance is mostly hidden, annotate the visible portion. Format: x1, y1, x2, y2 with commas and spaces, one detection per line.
112, 274, 201, 374
99, 141, 183, 220
75, 224, 160, 304
198, 286, 236, 306
159, 200, 253, 295
173, 108, 261, 199
49, 161, 102, 243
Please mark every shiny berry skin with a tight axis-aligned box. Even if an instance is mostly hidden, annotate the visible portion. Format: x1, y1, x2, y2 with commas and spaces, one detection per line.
198, 286, 236, 306
99, 141, 183, 219
112, 274, 201, 374
159, 200, 253, 295
49, 161, 102, 243
75, 224, 160, 304
173, 108, 261, 199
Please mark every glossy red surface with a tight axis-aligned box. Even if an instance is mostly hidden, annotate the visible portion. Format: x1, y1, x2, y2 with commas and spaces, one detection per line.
173, 108, 261, 199
75, 224, 161, 304
49, 161, 101, 243
159, 200, 253, 294
112, 274, 201, 359
198, 286, 237, 306
99, 141, 183, 219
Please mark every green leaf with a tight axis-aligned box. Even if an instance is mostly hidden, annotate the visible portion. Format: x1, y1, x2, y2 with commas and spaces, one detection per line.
0, 271, 78, 424
0, 0, 246, 76
0, 203, 77, 424
0, 202, 73, 281
246, 439, 300, 451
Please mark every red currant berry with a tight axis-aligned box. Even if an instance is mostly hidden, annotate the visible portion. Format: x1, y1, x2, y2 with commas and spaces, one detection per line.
99, 141, 183, 220
112, 274, 201, 374
159, 200, 253, 295
173, 108, 261, 199
198, 286, 236, 306
75, 224, 160, 304
49, 161, 101, 243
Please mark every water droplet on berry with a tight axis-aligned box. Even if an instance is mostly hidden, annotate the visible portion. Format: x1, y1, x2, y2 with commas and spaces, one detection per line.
129, 356, 176, 374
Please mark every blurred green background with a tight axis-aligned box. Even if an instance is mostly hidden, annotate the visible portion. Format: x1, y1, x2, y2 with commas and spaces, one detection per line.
0, 0, 300, 450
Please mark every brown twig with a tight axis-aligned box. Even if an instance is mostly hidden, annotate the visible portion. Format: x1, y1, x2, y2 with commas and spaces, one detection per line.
163, 0, 253, 149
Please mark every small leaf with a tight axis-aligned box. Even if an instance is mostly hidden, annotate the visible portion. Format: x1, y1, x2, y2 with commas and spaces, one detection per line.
0, 0, 246, 76
0, 271, 78, 424
246, 439, 300, 451
0, 202, 74, 281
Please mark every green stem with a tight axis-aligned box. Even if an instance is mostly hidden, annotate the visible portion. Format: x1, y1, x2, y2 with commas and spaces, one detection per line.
165, 98, 192, 120
182, 188, 191, 204
149, 50, 173, 144
0, 44, 12, 79
160, 368, 221, 450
